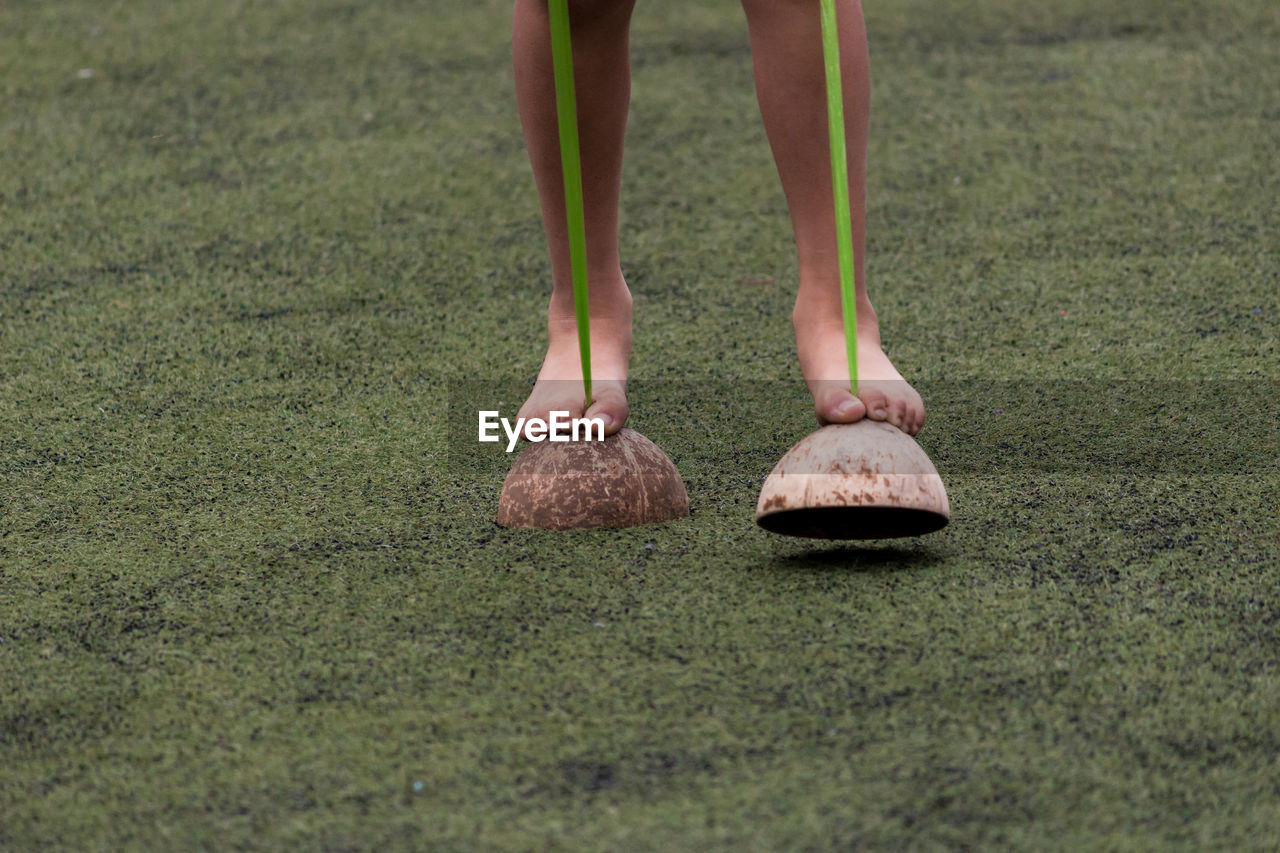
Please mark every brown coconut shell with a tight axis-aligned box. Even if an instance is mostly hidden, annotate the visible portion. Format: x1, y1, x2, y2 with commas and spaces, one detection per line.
497, 427, 689, 529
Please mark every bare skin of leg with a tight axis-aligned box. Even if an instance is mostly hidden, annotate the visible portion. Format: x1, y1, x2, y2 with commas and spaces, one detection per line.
741, 0, 924, 435
513, 0, 636, 435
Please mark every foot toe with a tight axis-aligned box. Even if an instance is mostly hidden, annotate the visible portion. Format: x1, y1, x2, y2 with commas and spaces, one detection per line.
905, 388, 926, 435
584, 381, 628, 436
857, 386, 890, 422
813, 382, 867, 425
891, 399, 911, 431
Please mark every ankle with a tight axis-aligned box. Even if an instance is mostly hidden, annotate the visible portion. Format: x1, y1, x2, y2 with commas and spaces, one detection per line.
548, 288, 632, 346
550, 272, 631, 315
792, 295, 877, 327
792, 304, 883, 355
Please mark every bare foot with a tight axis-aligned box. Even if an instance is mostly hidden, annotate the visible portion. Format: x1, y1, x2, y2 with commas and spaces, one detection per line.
793, 298, 925, 436
517, 276, 632, 437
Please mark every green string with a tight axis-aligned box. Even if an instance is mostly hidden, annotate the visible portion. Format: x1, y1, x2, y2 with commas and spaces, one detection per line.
819, 0, 858, 396
548, 0, 592, 407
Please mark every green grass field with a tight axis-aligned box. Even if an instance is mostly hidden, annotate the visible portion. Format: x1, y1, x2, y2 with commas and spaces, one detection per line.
3, 0, 1278, 848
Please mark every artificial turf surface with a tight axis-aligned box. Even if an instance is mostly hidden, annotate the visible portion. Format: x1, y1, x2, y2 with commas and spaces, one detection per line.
3, 0, 1278, 848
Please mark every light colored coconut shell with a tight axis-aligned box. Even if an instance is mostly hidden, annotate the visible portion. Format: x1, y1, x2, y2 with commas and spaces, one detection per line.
497, 427, 689, 529
756, 420, 949, 539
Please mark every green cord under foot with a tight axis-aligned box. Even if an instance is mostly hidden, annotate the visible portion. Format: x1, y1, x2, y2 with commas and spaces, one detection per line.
819, 0, 858, 397
547, 0, 593, 408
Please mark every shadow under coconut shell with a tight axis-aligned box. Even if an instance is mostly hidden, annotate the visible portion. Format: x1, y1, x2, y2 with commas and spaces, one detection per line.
766, 545, 948, 574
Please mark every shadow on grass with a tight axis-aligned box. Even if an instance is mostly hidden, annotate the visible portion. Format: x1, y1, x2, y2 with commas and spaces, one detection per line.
767, 544, 948, 575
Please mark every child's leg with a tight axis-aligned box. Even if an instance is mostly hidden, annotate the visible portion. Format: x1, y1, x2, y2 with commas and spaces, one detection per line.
513, 0, 636, 434
741, 0, 924, 435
